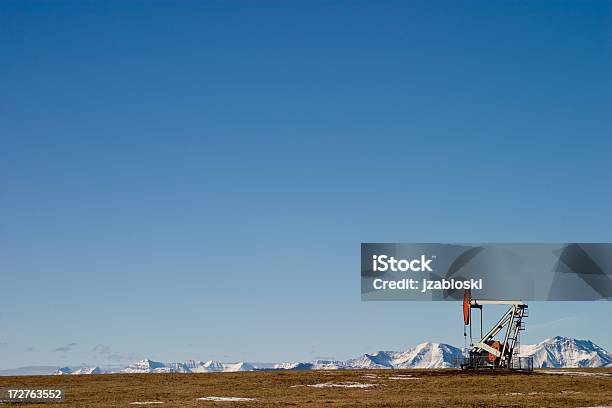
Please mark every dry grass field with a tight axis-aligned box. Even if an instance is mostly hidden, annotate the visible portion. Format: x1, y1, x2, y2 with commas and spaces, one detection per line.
0, 368, 611, 407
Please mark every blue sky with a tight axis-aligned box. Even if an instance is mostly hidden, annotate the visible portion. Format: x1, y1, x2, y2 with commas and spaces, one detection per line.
0, 1, 610, 369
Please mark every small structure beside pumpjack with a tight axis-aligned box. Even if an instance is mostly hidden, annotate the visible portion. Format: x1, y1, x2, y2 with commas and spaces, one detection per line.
457, 289, 533, 371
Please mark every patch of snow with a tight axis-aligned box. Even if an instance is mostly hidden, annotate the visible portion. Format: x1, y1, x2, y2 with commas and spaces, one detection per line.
197, 396, 256, 401
306, 382, 377, 388
388, 376, 420, 380
540, 370, 612, 377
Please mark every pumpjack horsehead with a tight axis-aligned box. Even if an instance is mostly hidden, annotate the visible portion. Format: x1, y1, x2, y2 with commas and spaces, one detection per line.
461, 289, 530, 370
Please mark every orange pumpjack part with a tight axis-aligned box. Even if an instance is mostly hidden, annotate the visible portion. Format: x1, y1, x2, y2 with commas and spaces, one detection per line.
463, 288, 471, 325
488, 341, 502, 363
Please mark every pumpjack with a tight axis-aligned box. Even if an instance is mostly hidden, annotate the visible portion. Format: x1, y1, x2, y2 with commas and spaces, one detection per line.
461, 289, 531, 370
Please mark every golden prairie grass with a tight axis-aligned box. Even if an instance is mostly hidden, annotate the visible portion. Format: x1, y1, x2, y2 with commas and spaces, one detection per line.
0, 368, 610, 407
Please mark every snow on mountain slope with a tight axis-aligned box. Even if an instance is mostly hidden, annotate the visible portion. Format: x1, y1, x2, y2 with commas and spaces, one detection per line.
272, 362, 314, 370
71, 366, 104, 375
520, 336, 612, 368
345, 343, 462, 369
345, 351, 401, 369
188, 360, 254, 372
395, 342, 463, 369
121, 359, 189, 374
310, 360, 346, 370
201, 360, 224, 372
119, 359, 254, 373
165, 362, 192, 372
222, 362, 254, 372
53, 367, 72, 375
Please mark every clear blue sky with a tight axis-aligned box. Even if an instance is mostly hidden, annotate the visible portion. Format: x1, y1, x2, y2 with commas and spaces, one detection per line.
0, 1, 610, 369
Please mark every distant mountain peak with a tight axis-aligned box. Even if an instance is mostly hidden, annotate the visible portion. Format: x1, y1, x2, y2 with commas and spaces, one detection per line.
223, 362, 255, 372
53, 367, 72, 375
521, 336, 612, 368
72, 366, 103, 375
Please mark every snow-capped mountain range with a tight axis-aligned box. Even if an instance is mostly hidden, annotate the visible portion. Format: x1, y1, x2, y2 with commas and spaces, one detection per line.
53, 360, 255, 375
40, 336, 612, 375
118, 359, 255, 374
55, 366, 105, 375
